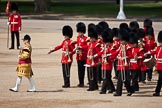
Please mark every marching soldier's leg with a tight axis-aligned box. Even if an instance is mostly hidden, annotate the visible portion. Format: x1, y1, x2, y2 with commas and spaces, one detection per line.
9, 76, 22, 92
100, 71, 108, 94
93, 67, 98, 90
124, 71, 132, 96
113, 60, 118, 79
147, 68, 153, 81
153, 71, 162, 96
27, 77, 36, 92
107, 71, 115, 93
114, 72, 123, 96
97, 63, 102, 84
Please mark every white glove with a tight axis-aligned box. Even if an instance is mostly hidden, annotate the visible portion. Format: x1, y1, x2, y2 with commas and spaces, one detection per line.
7, 22, 10, 25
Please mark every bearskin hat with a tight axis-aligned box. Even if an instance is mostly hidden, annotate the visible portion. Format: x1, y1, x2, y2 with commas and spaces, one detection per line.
129, 32, 138, 44
119, 29, 129, 42
145, 27, 154, 36
158, 31, 162, 43
88, 23, 96, 30
76, 22, 86, 33
96, 24, 104, 35
62, 25, 73, 38
144, 18, 152, 27
23, 34, 31, 41
112, 28, 119, 37
10, 2, 18, 11
101, 28, 113, 43
137, 28, 145, 39
129, 21, 139, 30
88, 27, 98, 39
119, 23, 129, 30
98, 21, 109, 29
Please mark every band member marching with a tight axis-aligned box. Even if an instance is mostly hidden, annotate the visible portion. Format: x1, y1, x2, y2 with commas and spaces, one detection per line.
85, 27, 101, 91
113, 29, 133, 96
74, 22, 88, 87
7, 2, 22, 50
95, 28, 116, 94
152, 31, 162, 96
112, 28, 120, 79
143, 27, 157, 81
129, 32, 145, 92
9, 35, 36, 92
48, 25, 75, 88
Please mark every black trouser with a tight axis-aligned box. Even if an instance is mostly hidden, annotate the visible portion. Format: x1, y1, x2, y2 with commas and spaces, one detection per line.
113, 60, 118, 78
97, 63, 102, 83
87, 66, 98, 90
11, 31, 20, 49
62, 63, 71, 87
77, 60, 86, 85
101, 70, 115, 93
130, 70, 139, 91
155, 70, 162, 93
115, 70, 132, 95
146, 68, 153, 80
140, 71, 146, 82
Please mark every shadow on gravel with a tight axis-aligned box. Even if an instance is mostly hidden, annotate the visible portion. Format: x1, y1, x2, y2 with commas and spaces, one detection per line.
35, 89, 64, 92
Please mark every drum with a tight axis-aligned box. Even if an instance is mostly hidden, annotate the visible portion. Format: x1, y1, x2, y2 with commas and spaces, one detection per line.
143, 57, 156, 69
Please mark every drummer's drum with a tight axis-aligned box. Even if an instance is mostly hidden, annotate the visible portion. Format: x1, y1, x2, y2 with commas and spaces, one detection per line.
143, 57, 156, 69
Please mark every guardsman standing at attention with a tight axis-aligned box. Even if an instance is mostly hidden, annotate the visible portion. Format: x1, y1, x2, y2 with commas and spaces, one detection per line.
8, 2, 22, 49
73, 22, 88, 87
48, 25, 75, 88
9, 35, 36, 92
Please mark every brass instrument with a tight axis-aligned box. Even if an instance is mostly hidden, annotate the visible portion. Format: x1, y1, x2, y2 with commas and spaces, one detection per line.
65, 41, 71, 62
76, 42, 82, 58
121, 44, 128, 66
65, 40, 71, 77
89, 43, 94, 66
102, 44, 108, 79
120, 44, 127, 82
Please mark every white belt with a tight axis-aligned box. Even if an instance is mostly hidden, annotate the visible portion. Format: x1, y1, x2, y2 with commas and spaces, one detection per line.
130, 59, 137, 63
11, 22, 18, 24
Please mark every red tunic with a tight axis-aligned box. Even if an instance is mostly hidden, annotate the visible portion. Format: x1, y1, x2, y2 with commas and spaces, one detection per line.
9, 13, 22, 32
151, 46, 162, 70
75, 35, 88, 60
144, 36, 157, 52
53, 39, 75, 64
86, 40, 101, 67
116, 44, 132, 71
97, 43, 116, 70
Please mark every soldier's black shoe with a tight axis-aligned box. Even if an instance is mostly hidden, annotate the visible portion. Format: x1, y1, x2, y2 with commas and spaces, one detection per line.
62, 85, 70, 88
9, 47, 14, 50
127, 92, 132, 96
77, 84, 84, 87
153, 92, 160, 96
100, 91, 106, 94
108, 90, 115, 93
113, 93, 121, 96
